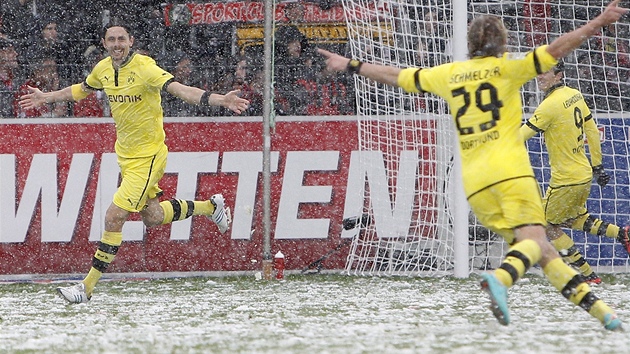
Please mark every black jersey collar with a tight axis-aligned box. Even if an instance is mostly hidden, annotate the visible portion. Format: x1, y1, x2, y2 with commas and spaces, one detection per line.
113, 52, 135, 70
543, 82, 564, 100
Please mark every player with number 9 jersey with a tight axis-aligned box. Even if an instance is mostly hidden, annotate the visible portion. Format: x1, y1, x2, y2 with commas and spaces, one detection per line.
521, 83, 597, 188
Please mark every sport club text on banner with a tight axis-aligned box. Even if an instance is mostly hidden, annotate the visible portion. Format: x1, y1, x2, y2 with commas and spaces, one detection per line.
0, 116, 438, 275
163, 1, 345, 26
162, 1, 391, 26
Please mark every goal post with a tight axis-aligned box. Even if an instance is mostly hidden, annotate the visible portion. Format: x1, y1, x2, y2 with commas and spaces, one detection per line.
342, 0, 630, 277
451, 0, 469, 278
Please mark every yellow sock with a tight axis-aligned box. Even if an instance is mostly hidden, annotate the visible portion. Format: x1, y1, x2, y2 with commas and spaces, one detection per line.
495, 239, 541, 288
572, 214, 620, 239
543, 258, 582, 296
542, 258, 612, 324
589, 300, 617, 325
83, 231, 122, 295
83, 268, 102, 296
550, 232, 574, 252
160, 199, 213, 224
550, 233, 595, 277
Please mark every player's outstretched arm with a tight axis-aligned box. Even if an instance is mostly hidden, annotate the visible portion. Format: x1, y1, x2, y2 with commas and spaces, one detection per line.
218, 90, 250, 114
166, 82, 250, 114
519, 122, 538, 142
547, 0, 628, 59
317, 48, 402, 88
19, 85, 76, 110
584, 117, 605, 166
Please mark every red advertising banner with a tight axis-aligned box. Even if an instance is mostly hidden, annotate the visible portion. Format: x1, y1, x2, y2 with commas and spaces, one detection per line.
0, 117, 360, 275
0, 116, 439, 277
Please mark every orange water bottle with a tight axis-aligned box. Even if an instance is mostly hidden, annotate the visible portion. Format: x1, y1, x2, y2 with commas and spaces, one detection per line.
274, 251, 285, 280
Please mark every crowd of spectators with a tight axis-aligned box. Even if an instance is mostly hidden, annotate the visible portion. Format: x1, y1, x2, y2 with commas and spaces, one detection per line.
504, 10, 630, 113
571, 23, 630, 112
2, 1, 630, 118
0, 0, 356, 118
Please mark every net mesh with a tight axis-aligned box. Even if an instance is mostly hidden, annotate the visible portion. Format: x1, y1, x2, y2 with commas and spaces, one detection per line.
343, 0, 455, 276
343, 0, 630, 276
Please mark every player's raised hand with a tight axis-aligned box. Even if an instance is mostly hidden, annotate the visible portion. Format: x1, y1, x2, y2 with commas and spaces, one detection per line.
19, 85, 46, 110
548, 0, 629, 59
596, 0, 629, 27
223, 89, 249, 115
317, 48, 351, 73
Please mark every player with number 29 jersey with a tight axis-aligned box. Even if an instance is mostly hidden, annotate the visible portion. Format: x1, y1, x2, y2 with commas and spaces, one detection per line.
398, 45, 557, 198
317, 5, 628, 330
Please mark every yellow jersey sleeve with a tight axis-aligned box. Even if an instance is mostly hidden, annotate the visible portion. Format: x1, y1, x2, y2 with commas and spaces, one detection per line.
584, 114, 603, 167
398, 68, 423, 93
519, 122, 538, 142
85, 59, 107, 90
502, 45, 557, 83
141, 56, 175, 89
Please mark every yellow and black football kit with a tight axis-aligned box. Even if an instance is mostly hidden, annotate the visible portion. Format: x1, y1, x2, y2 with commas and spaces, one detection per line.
86, 53, 173, 159
521, 84, 600, 224
522, 84, 600, 188
78, 53, 215, 296
521, 84, 624, 281
84, 53, 173, 212
398, 45, 557, 241
397, 47, 617, 325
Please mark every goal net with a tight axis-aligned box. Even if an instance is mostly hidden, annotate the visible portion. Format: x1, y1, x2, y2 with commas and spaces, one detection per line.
342, 0, 630, 276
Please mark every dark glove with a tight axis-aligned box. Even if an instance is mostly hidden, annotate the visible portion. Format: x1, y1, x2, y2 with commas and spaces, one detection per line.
342, 214, 372, 230
592, 165, 610, 187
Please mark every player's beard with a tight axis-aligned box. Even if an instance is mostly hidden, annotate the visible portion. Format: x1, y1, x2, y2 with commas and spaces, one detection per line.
110, 47, 130, 67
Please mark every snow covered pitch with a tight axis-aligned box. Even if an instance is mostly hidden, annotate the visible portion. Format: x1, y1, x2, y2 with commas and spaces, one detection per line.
0, 274, 629, 353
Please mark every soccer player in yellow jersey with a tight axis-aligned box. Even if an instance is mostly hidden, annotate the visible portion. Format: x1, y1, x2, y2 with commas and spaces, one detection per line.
19, 24, 249, 304
521, 61, 630, 285
318, 0, 627, 330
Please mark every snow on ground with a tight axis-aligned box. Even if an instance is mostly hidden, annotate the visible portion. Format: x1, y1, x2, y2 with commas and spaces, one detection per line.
0, 274, 629, 353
